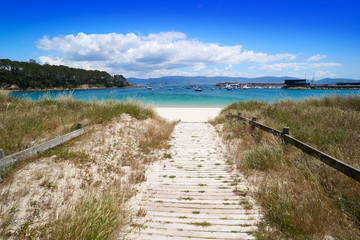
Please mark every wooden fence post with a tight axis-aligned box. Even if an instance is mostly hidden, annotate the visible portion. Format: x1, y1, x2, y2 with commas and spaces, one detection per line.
251, 117, 256, 129
282, 127, 290, 135
0, 149, 4, 159
237, 112, 242, 120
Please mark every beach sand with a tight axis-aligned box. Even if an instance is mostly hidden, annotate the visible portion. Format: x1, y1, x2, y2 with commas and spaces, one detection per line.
155, 107, 223, 122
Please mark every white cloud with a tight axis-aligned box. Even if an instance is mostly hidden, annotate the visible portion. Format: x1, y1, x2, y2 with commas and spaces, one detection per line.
314, 70, 338, 78
307, 54, 327, 62
248, 66, 256, 70
261, 62, 341, 71
37, 32, 296, 76
38, 56, 64, 66
225, 64, 232, 70
193, 63, 206, 72
202, 68, 241, 77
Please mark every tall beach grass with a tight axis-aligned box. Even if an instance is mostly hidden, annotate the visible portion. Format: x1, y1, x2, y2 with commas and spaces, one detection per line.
214, 94, 360, 239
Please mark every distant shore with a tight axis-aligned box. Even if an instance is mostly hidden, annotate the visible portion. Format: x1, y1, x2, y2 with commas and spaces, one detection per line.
9, 85, 141, 92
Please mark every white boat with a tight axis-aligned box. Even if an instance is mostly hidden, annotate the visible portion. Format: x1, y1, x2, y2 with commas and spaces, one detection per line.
147, 76, 152, 90
225, 84, 232, 90
242, 85, 250, 90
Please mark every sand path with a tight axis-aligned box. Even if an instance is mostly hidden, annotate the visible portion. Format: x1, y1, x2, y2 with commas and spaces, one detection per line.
127, 122, 261, 240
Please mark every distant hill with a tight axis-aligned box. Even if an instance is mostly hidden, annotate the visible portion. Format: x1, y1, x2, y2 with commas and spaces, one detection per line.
128, 76, 360, 86
128, 76, 299, 86
315, 78, 360, 85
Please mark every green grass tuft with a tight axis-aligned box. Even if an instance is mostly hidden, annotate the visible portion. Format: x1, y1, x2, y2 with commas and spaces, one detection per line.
52, 190, 129, 240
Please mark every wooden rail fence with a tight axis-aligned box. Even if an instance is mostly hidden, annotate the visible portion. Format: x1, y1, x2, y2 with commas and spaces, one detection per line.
228, 113, 360, 182
0, 123, 89, 177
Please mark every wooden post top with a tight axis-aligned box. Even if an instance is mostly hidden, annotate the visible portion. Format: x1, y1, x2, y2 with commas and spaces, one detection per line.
282, 127, 290, 135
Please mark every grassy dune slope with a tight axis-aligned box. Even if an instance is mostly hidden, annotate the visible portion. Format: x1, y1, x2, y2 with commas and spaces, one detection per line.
214, 95, 360, 239
0, 90, 154, 155
0, 91, 176, 239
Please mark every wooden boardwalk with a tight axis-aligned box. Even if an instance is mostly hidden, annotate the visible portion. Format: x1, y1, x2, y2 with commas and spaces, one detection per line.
127, 122, 261, 240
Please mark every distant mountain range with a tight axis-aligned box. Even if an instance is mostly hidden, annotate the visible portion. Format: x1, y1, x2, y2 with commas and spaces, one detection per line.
128, 76, 360, 86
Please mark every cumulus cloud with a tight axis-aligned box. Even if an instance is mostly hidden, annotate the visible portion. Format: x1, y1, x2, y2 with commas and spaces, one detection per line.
261, 62, 341, 71
315, 70, 338, 78
38, 56, 64, 66
37, 32, 296, 76
225, 64, 232, 70
193, 63, 206, 71
307, 54, 327, 62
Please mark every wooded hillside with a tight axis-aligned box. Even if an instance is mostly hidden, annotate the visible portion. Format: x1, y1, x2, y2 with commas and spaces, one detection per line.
0, 59, 130, 90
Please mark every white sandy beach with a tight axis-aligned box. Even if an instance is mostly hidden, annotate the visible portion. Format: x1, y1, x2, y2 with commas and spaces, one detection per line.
155, 107, 223, 122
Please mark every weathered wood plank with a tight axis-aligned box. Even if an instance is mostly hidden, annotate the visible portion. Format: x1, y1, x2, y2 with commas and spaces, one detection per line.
283, 134, 360, 182
0, 126, 90, 174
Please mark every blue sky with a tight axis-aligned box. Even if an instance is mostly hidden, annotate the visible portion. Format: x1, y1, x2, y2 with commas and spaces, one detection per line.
1, 0, 359, 79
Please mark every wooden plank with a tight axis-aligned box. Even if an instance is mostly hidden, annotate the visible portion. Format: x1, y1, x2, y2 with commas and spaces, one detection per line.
227, 114, 360, 182
283, 134, 360, 182
0, 126, 90, 174
250, 121, 282, 136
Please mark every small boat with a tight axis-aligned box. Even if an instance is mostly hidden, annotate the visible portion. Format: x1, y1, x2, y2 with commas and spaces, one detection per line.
242, 85, 250, 90
147, 76, 152, 89
168, 87, 173, 91
195, 87, 203, 92
225, 84, 232, 90
211, 88, 215, 90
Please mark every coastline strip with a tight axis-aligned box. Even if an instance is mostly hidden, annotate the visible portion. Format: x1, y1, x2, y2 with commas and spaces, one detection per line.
155, 107, 222, 122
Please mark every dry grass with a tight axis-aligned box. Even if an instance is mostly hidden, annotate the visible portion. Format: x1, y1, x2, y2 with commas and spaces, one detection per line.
138, 120, 176, 153
214, 95, 360, 239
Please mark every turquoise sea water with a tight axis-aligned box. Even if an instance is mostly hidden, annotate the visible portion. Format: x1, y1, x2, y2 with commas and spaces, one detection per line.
10, 86, 360, 107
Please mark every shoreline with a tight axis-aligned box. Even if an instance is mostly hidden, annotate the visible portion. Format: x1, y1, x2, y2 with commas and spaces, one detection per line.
153, 105, 227, 108
8, 85, 142, 92
155, 107, 223, 122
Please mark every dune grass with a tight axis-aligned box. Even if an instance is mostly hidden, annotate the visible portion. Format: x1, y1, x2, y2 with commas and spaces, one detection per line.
0, 90, 155, 155
214, 94, 360, 239
52, 186, 131, 240
0, 90, 176, 239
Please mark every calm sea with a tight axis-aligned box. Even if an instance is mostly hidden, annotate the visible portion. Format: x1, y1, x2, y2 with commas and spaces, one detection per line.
10, 86, 360, 107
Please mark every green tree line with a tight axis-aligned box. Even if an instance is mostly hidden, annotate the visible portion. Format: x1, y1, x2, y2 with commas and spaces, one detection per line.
0, 59, 131, 90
